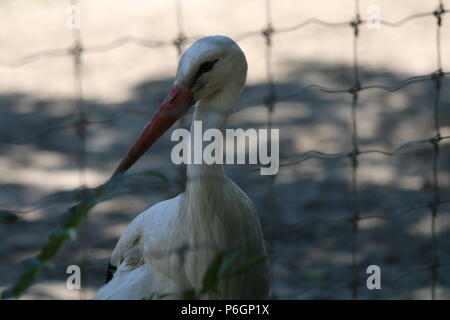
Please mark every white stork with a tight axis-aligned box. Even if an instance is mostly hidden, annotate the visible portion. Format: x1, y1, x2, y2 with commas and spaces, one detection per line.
94, 36, 270, 300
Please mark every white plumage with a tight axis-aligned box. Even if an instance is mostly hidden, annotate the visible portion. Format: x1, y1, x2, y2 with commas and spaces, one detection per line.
95, 36, 270, 300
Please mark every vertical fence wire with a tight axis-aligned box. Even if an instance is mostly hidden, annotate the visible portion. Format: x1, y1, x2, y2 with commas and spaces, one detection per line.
349, 0, 362, 300
173, 0, 187, 57
173, 0, 188, 192
70, 0, 87, 190
69, 0, 89, 299
429, 0, 445, 300
262, 0, 278, 222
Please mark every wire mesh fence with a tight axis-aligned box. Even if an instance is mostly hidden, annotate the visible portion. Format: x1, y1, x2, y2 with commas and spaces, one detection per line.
0, 0, 449, 299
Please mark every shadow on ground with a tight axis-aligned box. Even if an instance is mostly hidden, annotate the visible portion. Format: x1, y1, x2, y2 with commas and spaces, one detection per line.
0, 60, 449, 299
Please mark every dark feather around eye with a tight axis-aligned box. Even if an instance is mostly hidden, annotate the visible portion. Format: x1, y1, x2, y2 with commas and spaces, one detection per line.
198, 59, 218, 73
196, 59, 218, 77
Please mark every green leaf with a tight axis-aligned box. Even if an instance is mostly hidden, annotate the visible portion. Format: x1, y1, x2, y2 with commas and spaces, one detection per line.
218, 250, 243, 277
181, 289, 200, 300
201, 252, 225, 293
198, 250, 268, 298
138, 170, 169, 184
142, 292, 172, 300
227, 256, 266, 278
1, 169, 168, 299
300, 269, 328, 281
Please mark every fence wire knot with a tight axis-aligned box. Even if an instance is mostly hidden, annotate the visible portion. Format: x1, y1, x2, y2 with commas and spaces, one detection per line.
431, 68, 444, 88
428, 199, 441, 212
74, 116, 87, 131
348, 148, 360, 168
264, 92, 277, 112
262, 24, 274, 46
430, 134, 442, 145
70, 44, 83, 62
173, 34, 187, 54
348, 81, 361, 96
433, 4, 445, 26
348, 215, 361, 224
350, 14, 362, 37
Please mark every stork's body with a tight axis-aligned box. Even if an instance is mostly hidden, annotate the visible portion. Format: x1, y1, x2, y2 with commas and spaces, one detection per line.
95, 36, 270, 299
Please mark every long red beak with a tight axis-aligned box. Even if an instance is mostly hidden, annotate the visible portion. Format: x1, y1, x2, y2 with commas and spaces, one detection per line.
113, 86, 194, 176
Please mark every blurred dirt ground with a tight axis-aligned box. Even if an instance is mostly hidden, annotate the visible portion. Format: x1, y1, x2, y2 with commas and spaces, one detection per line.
0, 0, 450, 299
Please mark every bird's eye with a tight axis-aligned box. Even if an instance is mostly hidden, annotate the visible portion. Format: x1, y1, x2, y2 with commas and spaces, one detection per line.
190, 59, 219, 88
197, 59, 218, 74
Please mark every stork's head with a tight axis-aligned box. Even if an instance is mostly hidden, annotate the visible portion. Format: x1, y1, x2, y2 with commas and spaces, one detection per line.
113, 36, 247, 175
176, 36, 247, 101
